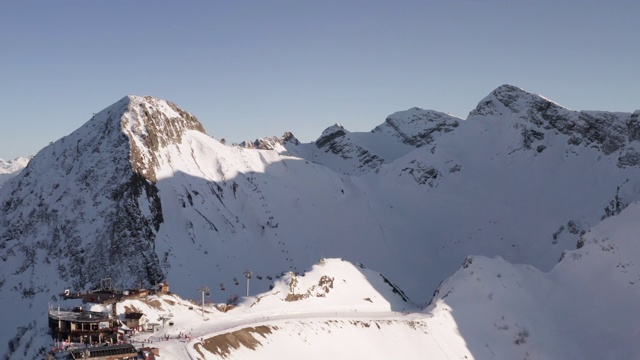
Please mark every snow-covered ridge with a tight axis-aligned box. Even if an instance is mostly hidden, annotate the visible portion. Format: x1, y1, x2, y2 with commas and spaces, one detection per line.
246, 258, 413, 312
372, 107, 461, 147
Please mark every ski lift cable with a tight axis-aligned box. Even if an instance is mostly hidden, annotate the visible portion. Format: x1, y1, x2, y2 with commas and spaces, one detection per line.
214, 268, 296, 291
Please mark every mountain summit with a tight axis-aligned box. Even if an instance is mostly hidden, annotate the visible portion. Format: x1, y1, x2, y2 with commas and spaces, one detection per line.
469, 84, 640, 161
93, 95, 206, 182
469, 84, 562, 118
1, 95, 207, 295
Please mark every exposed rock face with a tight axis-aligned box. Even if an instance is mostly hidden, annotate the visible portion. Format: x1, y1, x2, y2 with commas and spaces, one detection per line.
254, 137, 280, 150
237, 132, 300, 150
0, 95, 204, 293
239, 137, 281, 150
281, 132, 300, 146
372, 108, 460, 147
618, 148, 640, 168
315, 124, 384, 171
125, 96, 205, 183
401, 160, 440, 187
470, 85, 640, 164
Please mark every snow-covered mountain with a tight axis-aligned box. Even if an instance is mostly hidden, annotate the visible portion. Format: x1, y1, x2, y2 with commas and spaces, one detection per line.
427, 198, 640, 359
2, 85, 640, 358
0, 156, 30, 188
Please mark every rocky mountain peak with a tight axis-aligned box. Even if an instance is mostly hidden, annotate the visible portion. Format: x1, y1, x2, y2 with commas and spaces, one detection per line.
0, 95, 207, 296
124, 95, 205, 140
238, 136, 281, 150
121, 95, 205, 183
237, 132, 300, 150
315, 124, 348, 149
316, 124, 347, 144
373, 107, 461, 147
466, 85, 640, 162
56, 95, 206, 183
281, 131, 300, 145
468, 84, 562, 118
314, 124, 383, 173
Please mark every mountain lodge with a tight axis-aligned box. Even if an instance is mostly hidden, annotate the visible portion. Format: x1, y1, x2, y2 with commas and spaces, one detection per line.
48, 307, 117, 344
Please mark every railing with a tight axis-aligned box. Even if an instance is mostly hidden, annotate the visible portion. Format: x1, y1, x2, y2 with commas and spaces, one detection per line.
52, 327, 114, 335
47, 309, 114, 322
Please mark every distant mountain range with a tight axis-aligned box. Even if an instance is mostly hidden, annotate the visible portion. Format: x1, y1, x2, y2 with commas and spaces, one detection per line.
0, 156, 30, 188
2, 86, 640, 358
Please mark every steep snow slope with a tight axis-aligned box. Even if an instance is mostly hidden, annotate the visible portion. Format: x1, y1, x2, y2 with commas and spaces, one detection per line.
428, 199, 640, 359
0, 156, 30, 188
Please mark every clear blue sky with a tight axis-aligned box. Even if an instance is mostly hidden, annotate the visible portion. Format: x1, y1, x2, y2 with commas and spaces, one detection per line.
1, 0, 639, 159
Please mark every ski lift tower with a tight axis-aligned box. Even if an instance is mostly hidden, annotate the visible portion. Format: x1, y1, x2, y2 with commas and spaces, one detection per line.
100, 278, 114, 292
198, 286, 210, 318
244, 270, 253, 297
158, 313, 173, 328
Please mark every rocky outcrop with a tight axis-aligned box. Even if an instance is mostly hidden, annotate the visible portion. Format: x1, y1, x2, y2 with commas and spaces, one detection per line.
315, 124, 384, 172
237, 132, 300, 150
281, 132, 300, 145
401, 159, 440, 187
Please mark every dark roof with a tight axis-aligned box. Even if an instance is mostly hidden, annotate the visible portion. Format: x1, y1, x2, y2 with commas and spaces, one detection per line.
69, 344, 136, 359
124, 312, 145, 319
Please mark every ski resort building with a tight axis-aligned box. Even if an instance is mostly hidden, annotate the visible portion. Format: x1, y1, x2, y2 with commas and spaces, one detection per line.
156, 282, 170, 294
68, 344, 137, 360
123, 312, 147, 331
48, 307, 117, 344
